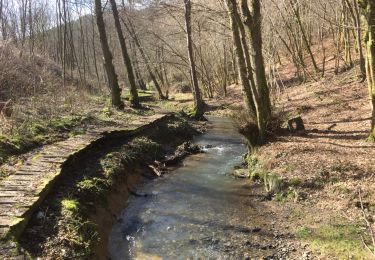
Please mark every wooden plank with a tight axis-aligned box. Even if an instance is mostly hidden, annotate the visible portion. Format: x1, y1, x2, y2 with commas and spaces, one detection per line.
0, 113, 170, 244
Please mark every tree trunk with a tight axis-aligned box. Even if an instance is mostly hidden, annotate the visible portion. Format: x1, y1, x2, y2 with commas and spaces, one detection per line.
91, 15, 101, 88
28, 0, 34, 55
109, 0, 140, 108
94, 0, 123, 108
0, 0, 6, 40
130, 41, 147, 91
359, 0, 375, 139
226, 0, 272, 148
240, 0, 272, 143
289, 0, 320, 73
347, 0, 366, 80
183, 0, 204, 119
225, 0, 256, 116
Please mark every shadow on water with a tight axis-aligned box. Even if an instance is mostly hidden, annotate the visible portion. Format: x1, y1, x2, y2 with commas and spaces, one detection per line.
109, 117, 271, 259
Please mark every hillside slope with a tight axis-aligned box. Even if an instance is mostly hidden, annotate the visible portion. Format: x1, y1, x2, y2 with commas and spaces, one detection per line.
248, 58, 375, 258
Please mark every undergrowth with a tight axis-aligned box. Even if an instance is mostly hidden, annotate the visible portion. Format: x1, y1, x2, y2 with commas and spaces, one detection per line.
0, 115, 86, 166
245, 152, 300, 202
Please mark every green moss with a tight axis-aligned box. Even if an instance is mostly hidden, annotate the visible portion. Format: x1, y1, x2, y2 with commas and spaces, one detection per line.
99, 137, 163, 182
289, 177, 302, 187
49, 116, 82, 131
60, 199, 98, 258
247, 153, 260, 173
250, 170, 266, 181
100, 152, 125, 180
61, 199, 80, 214
76, 177, 109, 199
297, 224, 372, 259
367, 132, 375, 142
124, 91, 155, 102
36, 171, 59, 195
30, 123, 47, 135
296, 226, 312, 238
0, 115, 87, 165
274, 187, 298, 202
101, 106, 113, 117
131, 137, 162, 158
155, 100, 192, 113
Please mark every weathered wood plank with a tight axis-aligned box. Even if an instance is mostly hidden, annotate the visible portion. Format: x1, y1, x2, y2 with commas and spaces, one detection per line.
0, 113, 170, 246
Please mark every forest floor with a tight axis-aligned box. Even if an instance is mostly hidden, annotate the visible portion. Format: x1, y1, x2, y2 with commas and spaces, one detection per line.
250, 68, 375, 259
152, 54, 375, 258
220, 63, 374, 258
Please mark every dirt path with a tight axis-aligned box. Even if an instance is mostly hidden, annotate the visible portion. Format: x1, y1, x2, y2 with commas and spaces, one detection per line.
0, 113, 170, 250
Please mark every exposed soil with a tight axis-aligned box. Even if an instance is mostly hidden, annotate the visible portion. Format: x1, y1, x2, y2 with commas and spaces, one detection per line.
17, 115, 205, 259
253, 66, 375, 259
225, 44, 375, 259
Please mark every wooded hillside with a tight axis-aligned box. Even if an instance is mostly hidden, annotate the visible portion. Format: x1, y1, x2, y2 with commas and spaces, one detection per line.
0, 0, 375, 259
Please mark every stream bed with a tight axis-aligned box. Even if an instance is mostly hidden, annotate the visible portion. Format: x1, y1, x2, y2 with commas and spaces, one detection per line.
109, 117, 273, 259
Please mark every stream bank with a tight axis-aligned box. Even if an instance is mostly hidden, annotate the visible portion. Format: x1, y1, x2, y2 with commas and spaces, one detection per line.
108, 117, 302, 259
16, 114, 204, 259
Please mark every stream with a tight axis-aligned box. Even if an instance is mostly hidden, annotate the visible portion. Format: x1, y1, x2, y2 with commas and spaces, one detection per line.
109, 117, 270, 259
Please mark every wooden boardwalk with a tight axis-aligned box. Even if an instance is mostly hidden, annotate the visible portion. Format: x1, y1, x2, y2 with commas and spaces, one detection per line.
0, 113, 170, 243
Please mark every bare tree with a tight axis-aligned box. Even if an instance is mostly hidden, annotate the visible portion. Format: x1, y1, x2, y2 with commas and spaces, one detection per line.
121, 16, 167, 100
240, 0, 272, 143
358, 0, 375, 140
183, 0, 204, 119
94, 0, 123, 108
109, 0, 140, 108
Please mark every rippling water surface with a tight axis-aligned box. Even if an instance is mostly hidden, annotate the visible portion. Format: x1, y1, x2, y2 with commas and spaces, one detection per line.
109, 117, 262, 259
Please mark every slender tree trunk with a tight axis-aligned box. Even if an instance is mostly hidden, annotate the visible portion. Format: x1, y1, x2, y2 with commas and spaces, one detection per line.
225, 0, 256, 115
160, 47, 171, 96
94, 0, 123, 108
62, 0, 68, 87
289, 0, 320, 73
183, 0, 204, 118
28, 0, 34, 55
347, 0, 366, 80
0, 0, 5, 40
131, 41, 147, 90
223, 43, 228, 96
109, 0, 140, 108
91, 15, 101, 89
121, 18, 166, 99
237, 13, 257, 108
359, 0, 375, 139
19, 0, 28, 55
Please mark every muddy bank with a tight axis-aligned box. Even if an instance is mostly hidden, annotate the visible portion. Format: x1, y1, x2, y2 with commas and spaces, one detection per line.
91, 164, 158, 260
17, 114, 204, 259
107, 116, 300, 259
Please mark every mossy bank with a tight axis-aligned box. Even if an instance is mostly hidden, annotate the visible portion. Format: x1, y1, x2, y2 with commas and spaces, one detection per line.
15, 114, 203, 259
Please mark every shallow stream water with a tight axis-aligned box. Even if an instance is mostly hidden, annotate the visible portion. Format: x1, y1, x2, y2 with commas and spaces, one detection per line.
109, 117, 268, 259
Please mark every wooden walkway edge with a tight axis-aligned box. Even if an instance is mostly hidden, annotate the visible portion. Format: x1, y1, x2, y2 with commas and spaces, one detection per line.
0, 113, 171, 243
